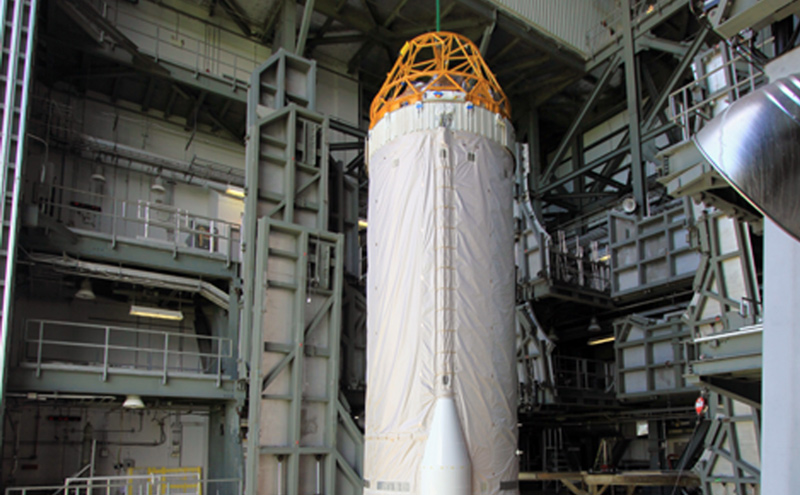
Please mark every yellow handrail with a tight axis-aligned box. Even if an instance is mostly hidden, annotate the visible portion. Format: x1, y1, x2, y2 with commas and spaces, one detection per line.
126, 467, 203, 495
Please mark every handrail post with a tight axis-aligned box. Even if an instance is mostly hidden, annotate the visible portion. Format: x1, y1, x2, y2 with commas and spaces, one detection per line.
102, 326, 110, 382
143, 202, 150, 239
225, 224, 232, 265
232, 55, 237, 88
162, 333, 169, 385
175, 209, 180, 251
36, 320, 44, 377
209, 220, 216, 254
112, 199, 118, 248
216, 338, 222, 387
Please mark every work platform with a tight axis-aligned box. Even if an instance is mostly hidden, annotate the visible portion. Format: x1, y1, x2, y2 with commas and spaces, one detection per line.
519, 470, 700, 495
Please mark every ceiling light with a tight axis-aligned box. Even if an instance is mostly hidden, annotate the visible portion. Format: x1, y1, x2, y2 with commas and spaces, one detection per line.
75, 279, 96, 300
358, 219, 368, 229
91, 165, 106, 182
622, 197, 637, 213
225, 185, 245, 198
129, 304, 183, 321
122, 395, 145, 409
151, 176, 166, 193
588, 335, 615, 346
588, 316, 602, 333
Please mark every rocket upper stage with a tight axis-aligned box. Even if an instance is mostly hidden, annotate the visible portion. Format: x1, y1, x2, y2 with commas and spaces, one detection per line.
365, 32, 518, 495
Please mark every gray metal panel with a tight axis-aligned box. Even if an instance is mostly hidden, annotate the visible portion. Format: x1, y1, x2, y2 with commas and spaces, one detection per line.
696, 393, 760, 494
614, 315, 695, 399
608, 200, 700, 298
485, 0, 616, 56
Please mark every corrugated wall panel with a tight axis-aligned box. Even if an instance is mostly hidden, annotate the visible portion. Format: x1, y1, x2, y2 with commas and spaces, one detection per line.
486, 0, 618, 57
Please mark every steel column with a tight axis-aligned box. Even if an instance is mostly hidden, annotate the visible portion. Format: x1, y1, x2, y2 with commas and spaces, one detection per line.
621, 0, 646, 216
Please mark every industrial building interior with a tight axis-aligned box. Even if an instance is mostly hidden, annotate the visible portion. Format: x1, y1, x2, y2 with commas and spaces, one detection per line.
0, 0, 797, 493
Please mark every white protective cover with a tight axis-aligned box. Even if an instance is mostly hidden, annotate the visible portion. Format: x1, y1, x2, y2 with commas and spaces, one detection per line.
366, 126, 518, 495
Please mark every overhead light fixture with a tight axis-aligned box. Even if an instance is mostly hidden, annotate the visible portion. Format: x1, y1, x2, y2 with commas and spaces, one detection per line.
225, 185, 245, 198
588, 316, 602, 333
75, 279, 96, 300
621, 197, 638, 213
130, 304, 184, 321
122, 395, 145, 409
91, 165, 106, 182
598, 254, 611, 262
588, 335, 615, 346
151, 176, 166, 193
358, 219, 368, 229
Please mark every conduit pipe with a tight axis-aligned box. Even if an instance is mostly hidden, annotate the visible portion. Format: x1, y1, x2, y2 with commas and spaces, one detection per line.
77, 135, 245, 190
28, 253, 229, 310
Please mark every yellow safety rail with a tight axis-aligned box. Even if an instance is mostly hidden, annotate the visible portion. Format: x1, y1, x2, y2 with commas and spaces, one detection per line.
126, 467, 202, 495
370, 31, 511, 128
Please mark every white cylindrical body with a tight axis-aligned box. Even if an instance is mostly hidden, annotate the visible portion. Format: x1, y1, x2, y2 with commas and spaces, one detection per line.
365, 102, 518, 495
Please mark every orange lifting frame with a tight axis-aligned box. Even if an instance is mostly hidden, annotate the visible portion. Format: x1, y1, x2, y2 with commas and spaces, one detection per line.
369, 31, 511, 128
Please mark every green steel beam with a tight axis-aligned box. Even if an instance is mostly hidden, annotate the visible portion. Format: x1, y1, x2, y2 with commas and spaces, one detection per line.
540, 54, 621, 185
587, 0, 692, 71
21, 230, 238, 280
296, 0, 316, 56
8, 367, 237, 399
621, 0, 647, 217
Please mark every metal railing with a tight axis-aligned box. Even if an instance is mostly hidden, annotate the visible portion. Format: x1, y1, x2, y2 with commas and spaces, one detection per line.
87, 0, 256, 89
670, 39, 772, 140
38, 184, 241, 263
552, 355, 615, 393
5, 474, 242, 495
548, 232, 611, 293
23, 319, 233, 386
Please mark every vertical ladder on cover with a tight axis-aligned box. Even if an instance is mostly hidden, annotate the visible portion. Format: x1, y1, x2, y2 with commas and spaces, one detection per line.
0, 0, 39, 399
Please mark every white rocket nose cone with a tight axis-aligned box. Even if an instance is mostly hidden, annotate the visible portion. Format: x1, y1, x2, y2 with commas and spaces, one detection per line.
420, 397, 472, 494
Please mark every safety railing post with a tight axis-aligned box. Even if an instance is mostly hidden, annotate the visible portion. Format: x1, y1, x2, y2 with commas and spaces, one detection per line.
102, 326, 110, 382
35, 320, 43, 377
209, 220, 216, 254
162, 333, 169, 384
111, 199, 118, 247
216, 338, 223, 387
175, 209, 180, 252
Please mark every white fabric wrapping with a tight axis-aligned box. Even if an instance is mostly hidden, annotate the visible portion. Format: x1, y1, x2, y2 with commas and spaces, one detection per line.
366, 127, 518, 495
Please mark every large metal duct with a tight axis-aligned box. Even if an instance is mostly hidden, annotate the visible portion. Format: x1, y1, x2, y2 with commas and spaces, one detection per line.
693, 74, 800, 242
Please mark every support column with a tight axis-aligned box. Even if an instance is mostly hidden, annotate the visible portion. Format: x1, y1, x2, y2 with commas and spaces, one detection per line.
275, 0, 296, 52
526, 106, 543, 219
762, 219, 800, 492
209, 401, 245, 494
621, 0, 647, 217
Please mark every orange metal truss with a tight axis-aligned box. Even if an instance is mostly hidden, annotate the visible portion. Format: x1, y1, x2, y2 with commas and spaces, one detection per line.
369, 31, 511, 128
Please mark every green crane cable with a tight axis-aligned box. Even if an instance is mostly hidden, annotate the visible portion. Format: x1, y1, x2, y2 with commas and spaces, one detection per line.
436, 0, 440, 31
